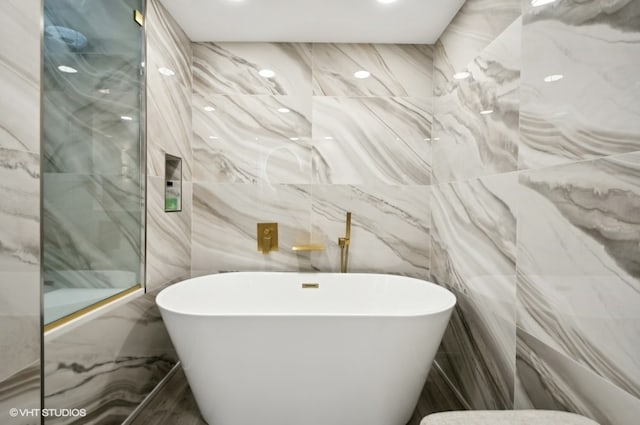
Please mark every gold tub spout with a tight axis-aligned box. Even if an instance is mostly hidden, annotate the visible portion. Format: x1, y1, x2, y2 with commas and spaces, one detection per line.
338, 212, 351, 273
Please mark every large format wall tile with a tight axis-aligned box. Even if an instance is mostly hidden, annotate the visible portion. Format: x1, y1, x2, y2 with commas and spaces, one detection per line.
312, 96, 431, 185
147, 0, 193, 181
0, 363, 40, 425
430, 172, 518, 408
191, 40, 434, 281
0, 0, 41, 419
435, 288, 515, 409
434, 0, 521, 94
0, 0, 40, 153
191, 183, 313, 276
310, 184, 430, 278
146, 0, 193, 291
517, 152, 640, 399
516, 329, 640, 425
44, 289, 177, 425
518, 0, 640, 170
0, 147, 40, 407
433, 18, 520, 183
192, 92, 311, 184
146, 177, 191, 291
192, 43, 311, 96
312, 44, 433, 98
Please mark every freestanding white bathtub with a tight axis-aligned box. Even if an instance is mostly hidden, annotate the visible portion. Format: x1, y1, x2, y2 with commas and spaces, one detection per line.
156, 272, 456, 425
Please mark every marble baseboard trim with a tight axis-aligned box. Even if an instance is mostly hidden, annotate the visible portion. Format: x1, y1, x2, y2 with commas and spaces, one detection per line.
122, 361, 182, 425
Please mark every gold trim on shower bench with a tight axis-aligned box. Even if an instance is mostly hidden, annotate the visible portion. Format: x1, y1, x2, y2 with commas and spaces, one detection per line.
44, 284, 142, 332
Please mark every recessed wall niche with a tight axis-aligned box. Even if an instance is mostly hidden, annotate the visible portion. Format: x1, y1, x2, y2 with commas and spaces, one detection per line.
165, 153, 182, 212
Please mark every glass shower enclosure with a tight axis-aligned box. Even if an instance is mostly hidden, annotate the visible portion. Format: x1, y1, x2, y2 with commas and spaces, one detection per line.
43, 0, 145, 326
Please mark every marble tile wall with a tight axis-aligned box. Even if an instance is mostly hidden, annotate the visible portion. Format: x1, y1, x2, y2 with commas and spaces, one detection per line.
43, 288, 177, 425
146, 0, 193, 291
430, 0, 522, 410
0, 0, 42, 423
191, 42, 433, 279
430, 0, 640, 422
430, 173, 518, 409
43, 0, 191, 422
518, 0, 640, 170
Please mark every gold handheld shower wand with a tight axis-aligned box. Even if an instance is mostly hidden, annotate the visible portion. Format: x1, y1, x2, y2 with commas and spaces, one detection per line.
338, 212, 351, 273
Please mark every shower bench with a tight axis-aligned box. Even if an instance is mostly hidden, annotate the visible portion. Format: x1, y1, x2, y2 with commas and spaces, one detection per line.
421, 410, 600, 425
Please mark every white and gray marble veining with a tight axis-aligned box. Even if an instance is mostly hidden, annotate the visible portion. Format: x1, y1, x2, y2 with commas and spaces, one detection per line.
433, 17, 521, 183
0, 148, 40, 382
516, 328, 640, 425
517, 151, 640, 399
0, 362, 40, 425
0, 0, 40, 153
310, 184, 429, 279
434, 0, 521, 94
518, 0, 640, 170
312, 44, 433, 98
192, 92, 311, 184
430, 172, 518, 409
147, 0, 193, 181
191, 183, 313, 276
0, 148, 40, 273
43, 173, 142, 287
0, 0, 41, 418
435, 288, 515, 410
145, 0, 193, 291
44, 288, 177, 425
430, 172, 518, 302
312, 96, 431, 185
193, 42, 312, 96
146, 177, 191, 291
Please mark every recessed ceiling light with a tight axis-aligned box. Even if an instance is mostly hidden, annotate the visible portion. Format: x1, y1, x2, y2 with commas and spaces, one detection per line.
378, 0, 399, 4
158, 67, 175, 76
543, 74, 564, 82
209, 136, 218, 139
354, 70, 371, 79
531, 0, 556, 6
259, 69, 275, 78
290, 137, 300, 141
324, 136, 334, 140
120, 116, 133, 121
480, 109, 494, 115
277, 107, 291, 113
453, 71, 470, 80
433, 137, 441, 141
58, 65, 78, 74
204, 106, 215, 112
98, 88, 110, 94
424, 138, 431, 141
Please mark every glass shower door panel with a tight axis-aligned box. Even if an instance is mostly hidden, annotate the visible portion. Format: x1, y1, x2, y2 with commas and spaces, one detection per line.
43, 0, 144, 325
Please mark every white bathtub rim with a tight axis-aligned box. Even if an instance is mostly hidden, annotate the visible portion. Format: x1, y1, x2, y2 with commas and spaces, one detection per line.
156, 272, 457, 319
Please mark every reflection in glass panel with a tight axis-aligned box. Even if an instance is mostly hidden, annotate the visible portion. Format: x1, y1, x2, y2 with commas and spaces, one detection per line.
43, 0, 145, 325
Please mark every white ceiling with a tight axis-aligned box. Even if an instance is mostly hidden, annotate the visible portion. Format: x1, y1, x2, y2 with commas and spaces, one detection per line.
159, 0, 466, 44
